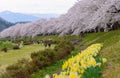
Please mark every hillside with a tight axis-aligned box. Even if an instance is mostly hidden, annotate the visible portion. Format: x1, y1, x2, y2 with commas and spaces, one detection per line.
0, 17, 13, 31
32, 30, 120, 78
80, 30, 120, 78
0, 0, 120, 38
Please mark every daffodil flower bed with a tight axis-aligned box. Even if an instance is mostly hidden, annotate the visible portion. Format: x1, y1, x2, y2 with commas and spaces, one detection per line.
53, 43, 107, 78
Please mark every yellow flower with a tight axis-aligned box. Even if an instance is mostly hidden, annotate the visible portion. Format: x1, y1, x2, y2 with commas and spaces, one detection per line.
70, 72, 78, 78
78, 74, 82, 78
102, 58, 107, 63
45, 74, 50, 78
89, 58, 96, 67
52, 43, 106, 78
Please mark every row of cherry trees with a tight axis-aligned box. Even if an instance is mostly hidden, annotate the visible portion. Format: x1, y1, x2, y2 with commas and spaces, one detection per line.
0, 0, 120, 38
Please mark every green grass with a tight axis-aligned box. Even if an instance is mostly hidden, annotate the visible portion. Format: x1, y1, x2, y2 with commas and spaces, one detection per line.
79, 30, 120, 78
0, 44, 54, 72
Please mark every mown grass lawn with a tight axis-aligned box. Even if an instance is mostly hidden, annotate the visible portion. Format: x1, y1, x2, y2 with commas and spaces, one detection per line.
0, 44, 54, 72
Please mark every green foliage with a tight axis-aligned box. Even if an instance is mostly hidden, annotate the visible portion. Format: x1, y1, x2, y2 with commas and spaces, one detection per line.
54, 40, 74, 60
0, 73, 10, 78
31, 49, 56, 69
82, 55, 103, 78
6, 59, 31, 78
0, 41, 13, 50
1, 47, 8, 52
83, 66, 102, 78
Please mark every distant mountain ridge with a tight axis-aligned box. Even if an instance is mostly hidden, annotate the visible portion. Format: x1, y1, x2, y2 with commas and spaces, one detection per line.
0, 17, 13, 31
32, 14, 60, 19
0, 11, 59, 23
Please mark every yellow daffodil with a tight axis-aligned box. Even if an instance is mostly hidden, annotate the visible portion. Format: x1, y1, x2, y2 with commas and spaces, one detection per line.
52, 43, 106, 78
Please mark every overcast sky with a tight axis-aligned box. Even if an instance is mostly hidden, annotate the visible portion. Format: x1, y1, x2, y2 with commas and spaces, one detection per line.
0, 0, 77, 14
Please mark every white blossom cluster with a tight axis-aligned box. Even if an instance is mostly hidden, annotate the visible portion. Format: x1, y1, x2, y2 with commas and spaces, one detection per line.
0, 0, 120, 38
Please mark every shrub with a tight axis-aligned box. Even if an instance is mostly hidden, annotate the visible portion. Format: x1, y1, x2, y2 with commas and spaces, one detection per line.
13, 45, 20, 50
1, 47, 8, 52
31, 49, 55, 69
23, 41, 33, 45
55, 40, 74, 51
0, 41, 14, 51
0, 73, 10, 78
54, 40, 74, 60
6, 59, 32, 78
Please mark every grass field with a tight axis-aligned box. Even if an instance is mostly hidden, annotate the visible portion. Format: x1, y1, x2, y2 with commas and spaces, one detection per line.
0, 44, 54, 73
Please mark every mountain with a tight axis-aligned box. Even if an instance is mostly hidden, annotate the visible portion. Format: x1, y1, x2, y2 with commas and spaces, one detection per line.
32, 14, 60, 19
0, 0, 120, 38
0, 11, 40, 23
0, 17, 13, 31
0, 11, 59, 23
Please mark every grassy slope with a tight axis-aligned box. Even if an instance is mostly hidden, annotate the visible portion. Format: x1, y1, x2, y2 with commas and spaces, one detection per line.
33, 30, 120, 78
80, 30, 120, 78
0, 44, 54, 72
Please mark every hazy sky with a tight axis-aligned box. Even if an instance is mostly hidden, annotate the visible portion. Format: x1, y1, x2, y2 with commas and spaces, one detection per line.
0, 0, 77, 14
